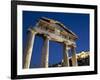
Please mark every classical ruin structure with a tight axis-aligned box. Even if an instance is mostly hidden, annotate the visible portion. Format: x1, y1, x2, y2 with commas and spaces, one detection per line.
23, 17, 78, 68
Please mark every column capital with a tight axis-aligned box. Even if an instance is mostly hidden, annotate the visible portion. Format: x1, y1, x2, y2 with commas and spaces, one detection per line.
63, 42, 71, 50
28, 28, 37, 34
68, 44, 76, 48
72, 44, 76, 48
63, 41, 68, 45
43, 34, 51, 40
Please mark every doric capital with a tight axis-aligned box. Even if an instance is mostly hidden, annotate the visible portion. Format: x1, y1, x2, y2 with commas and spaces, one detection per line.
28, 28, 37, 34
68, 44, 76, 49
43, 34, 50, 40
72, 44, 76, 48
63, 41, 68, 45
63, 41, 70, 50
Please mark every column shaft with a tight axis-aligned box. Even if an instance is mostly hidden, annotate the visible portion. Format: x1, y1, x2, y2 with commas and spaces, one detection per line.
71, 47, 77, 66
63, 44, 69, 66
41, 37, 49, 68
23, 29, 36, 68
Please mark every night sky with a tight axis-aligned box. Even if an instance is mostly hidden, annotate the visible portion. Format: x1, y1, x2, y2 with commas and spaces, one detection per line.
23, 11, 89, 68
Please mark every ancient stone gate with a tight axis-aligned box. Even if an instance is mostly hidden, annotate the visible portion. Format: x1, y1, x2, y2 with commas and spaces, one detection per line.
23, 17, 78, 68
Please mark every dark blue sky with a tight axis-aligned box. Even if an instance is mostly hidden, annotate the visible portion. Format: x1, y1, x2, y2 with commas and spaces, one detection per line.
23, 11, 89, 68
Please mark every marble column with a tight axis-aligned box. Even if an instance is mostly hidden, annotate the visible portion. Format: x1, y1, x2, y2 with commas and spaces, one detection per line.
41, 36, 49, 68
71, 46, 77, 66
23, 28, 36, 69
63, 43, 69, 66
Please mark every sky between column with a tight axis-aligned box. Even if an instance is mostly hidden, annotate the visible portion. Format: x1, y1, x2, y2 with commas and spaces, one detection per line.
22, 11, 89, 67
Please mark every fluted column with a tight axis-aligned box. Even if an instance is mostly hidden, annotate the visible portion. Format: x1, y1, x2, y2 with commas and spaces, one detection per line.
63, 43, 69, 66
41, 35, 49, 68
23, 28, 36, 69
71, 46, 77, 66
